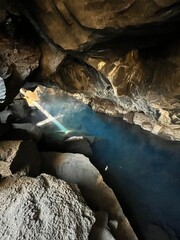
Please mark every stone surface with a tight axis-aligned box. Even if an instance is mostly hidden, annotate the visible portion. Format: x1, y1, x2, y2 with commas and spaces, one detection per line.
0, 174, 95, 240
0, 0, 179, 141
0, 11, 41, 110
40, 43, 66, 78
0, 140, 41, 177
89, 211, 115, 240
54, 40, 180, 140
63, 136, 93, 158
19, 0, 180, 51
41, 152, 138, 239
11, 123, 43, 142
9, 99, 31, 122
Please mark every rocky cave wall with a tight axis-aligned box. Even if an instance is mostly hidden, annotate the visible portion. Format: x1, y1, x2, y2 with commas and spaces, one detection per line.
0, 0, 180, 140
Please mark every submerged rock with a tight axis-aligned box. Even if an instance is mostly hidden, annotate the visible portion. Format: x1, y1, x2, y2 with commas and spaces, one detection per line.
0, 174, 95, 240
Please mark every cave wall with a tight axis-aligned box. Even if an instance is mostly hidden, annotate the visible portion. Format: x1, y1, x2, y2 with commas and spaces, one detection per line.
0, 0, 179, 140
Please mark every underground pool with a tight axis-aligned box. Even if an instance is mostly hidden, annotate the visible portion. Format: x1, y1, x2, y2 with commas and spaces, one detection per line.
31, 91, 180, 240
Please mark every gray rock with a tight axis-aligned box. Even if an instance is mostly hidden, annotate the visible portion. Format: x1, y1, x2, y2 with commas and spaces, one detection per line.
63, 136, 93, 158
0, 174, 95, 240
0, 140, 41, 177
89, 211, 115, 240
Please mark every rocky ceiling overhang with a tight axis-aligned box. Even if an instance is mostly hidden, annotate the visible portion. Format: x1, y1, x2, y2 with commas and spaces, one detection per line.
0, 0, 180, 140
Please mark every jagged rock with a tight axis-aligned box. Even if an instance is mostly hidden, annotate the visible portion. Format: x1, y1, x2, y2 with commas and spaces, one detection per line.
40, 43, 66, 78
0, 25, 40, 110
0, 174, 95, 240
54, 40, 180, 140
0, 161, 11, 177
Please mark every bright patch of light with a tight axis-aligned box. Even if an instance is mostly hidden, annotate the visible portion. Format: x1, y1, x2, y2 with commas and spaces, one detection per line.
20, 88, 69, 133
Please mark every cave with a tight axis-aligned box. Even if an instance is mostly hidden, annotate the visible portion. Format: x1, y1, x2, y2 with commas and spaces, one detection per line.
0, 1, 180, 240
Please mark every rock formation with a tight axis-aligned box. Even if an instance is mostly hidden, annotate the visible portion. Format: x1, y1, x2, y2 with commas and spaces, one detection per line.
0, 0, 179, 140
0, 174, 95, 240
0, 2, 179, 239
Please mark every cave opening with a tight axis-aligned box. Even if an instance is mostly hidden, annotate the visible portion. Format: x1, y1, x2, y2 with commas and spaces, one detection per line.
0, 1, 180, 240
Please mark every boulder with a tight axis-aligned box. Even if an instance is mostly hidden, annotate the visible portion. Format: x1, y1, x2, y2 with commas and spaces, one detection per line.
41, 152, 138, 239
0, 174, 95, 240
63, 136, 93, 158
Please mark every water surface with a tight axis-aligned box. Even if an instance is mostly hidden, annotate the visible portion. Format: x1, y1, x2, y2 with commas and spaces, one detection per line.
35, 93, 180, 240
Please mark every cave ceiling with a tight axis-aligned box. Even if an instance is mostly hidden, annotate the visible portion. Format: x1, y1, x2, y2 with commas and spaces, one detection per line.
0, 0, 179, 140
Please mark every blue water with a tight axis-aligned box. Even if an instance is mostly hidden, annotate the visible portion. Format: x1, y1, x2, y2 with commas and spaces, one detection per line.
37, 93, 180, 240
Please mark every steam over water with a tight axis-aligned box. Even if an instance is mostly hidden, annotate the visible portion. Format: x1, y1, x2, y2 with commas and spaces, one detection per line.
33, 92, 180, 240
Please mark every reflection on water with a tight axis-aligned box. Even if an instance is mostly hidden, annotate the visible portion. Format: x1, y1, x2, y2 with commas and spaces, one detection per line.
34, 92, 180, 240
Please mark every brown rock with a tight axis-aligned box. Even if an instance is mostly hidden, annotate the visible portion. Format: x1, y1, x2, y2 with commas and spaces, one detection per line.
19, 0, 180, 50
0, 33, 40, 110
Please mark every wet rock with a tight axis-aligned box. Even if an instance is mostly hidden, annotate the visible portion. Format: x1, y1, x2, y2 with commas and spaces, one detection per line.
123, 112, 134, 124
0, 174, 95, 240
63, 136, 93, 158
89, 211, 115, 240
41, 152, 138, 239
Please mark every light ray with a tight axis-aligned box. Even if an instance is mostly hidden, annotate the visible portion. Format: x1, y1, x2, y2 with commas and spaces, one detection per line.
20, 88, 69, 133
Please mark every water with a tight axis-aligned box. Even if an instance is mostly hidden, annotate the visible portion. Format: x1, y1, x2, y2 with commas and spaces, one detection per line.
35, 93, 180, 240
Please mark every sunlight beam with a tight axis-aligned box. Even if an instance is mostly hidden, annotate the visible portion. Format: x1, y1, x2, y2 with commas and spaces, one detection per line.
20, 88, 69, 133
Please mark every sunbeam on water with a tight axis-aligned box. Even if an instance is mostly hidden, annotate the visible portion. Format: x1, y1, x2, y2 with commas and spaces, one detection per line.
31, 91, 180, 240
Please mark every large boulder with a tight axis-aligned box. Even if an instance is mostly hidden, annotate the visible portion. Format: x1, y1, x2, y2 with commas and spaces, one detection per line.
0, 174, 95, 240
41, 152, 138, 239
